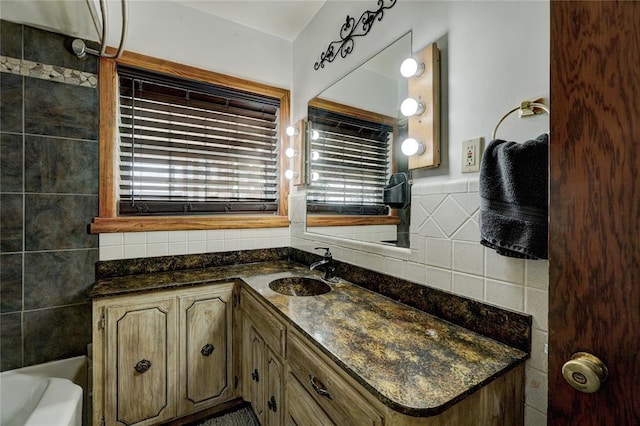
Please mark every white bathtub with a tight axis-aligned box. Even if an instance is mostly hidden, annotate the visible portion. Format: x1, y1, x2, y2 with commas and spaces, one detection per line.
0, 357, 86, 426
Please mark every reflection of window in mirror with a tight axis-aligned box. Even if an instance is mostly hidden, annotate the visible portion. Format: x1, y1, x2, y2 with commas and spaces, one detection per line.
306, 99, 403, 230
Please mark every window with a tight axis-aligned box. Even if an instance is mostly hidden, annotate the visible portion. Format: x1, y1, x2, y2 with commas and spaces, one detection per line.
307, 105, 394, 216
90, 53, 290, 233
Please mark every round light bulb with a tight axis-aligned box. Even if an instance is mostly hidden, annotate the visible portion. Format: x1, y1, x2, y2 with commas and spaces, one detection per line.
311, 130, 320, 140
400, 57, 424, 78
285, 147, 295, 158
400, 98, 425, 117
401, 138, 426, 156
285, 126, 296, 136
310, 172, 320, 181
284, 169, 295, 179
310, 150, 320, 161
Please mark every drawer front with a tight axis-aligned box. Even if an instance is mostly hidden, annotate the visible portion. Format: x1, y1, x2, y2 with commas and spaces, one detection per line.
242, 290, 285, 356
286, 372, 335, 426
287, 333, 383, 426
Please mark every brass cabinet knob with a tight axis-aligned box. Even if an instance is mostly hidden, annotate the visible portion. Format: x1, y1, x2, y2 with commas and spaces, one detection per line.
561, 352, 608, 393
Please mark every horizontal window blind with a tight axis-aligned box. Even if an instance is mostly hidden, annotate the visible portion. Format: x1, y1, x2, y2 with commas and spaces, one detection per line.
307, 107, 392, 215
117, 66, 281, 216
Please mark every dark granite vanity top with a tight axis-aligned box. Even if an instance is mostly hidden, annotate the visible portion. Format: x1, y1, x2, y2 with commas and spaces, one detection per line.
91, 250, 529, 417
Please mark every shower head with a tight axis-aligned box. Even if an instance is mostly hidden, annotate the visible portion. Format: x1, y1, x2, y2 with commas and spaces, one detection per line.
68, 38, 99, 59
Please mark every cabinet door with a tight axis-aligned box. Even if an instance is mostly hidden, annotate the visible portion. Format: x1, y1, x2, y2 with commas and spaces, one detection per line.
266, 349, 283, 426
286, 373, 334, 426
178, 286, 233, 415
244, 321, 266, 424
104, 298, 177, 426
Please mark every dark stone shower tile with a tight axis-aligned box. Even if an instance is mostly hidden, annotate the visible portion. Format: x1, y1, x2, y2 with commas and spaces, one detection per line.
1, 20, 22, 59
0, 312, 22, 371
25, 136, 98, 194
24, 249, 98, 309
0, 133, 23, 192
0, 193, 23, 252
0, 73, 23, 133
24, 78, 98, 140
0, 254, 22, 313
23, 303, 91, 366
24, 194, 98, 251
24, 25, 98, 74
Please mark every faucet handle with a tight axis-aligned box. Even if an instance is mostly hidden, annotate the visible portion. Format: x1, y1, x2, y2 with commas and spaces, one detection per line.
314, 247, 332, 257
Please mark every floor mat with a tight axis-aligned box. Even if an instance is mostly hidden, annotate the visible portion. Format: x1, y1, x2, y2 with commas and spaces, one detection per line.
194, 406, 260, 426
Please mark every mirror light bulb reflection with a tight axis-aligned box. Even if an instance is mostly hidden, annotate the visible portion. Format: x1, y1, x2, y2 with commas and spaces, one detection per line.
401, 138, 426, 156
285, 126, 297, 136
311, 130, 320, 140
285, 147, 295, 158
310, 151, 320, 161
400, 57, 424, 78
284, 169, 295, 179
400, 97, 425, 117
310, 172, 320, 181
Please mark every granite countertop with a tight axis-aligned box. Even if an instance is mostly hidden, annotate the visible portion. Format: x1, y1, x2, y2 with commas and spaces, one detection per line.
91, 259, 528, 417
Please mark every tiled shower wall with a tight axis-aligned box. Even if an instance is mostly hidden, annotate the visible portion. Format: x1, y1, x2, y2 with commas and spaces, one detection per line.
290, 179, 549, 425
0, 20, 98, 370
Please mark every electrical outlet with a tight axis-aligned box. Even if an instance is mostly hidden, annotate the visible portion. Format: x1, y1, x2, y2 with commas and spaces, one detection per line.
461, 137, 483, 173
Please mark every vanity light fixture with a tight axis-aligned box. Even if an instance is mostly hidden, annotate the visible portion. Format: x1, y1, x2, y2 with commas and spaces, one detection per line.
285, 126, 298, 136
400, 57, 424, 78
310, 171, 320, 181
311, 130, 320, 140
284, 169, 296, 180
285, 147, 296, 158
401, 138, 426, 156
310, 150, 320, 161
400, 97, 425, 117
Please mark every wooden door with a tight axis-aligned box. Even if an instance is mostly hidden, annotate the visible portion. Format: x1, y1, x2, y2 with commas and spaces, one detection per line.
105, 298, 177, 426
549, 1, 640, 424
178, 286, 233, 414
266, 349, 284, 426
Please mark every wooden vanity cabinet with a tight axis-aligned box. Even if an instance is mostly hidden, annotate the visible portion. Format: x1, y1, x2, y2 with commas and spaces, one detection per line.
240, 290, 286, 426
92, 283, 235, 426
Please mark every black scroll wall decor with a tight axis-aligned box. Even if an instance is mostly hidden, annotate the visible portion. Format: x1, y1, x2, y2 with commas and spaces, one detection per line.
313, 0, 398, 71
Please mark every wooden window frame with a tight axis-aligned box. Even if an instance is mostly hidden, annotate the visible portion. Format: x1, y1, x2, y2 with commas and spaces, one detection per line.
306, 98, 400, 228
90, 51, 290, 234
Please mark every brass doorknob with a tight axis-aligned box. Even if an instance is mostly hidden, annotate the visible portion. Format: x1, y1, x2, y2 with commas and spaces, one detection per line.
562, 352, 608, 393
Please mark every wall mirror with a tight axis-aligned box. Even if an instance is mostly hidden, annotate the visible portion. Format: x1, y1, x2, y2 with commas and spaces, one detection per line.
306, 32, 412, 248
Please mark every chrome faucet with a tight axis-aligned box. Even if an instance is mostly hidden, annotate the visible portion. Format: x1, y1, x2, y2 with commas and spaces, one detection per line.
310, 247, 335, 280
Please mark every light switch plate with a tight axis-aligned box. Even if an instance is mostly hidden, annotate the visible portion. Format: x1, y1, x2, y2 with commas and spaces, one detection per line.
461, 137, 483, 173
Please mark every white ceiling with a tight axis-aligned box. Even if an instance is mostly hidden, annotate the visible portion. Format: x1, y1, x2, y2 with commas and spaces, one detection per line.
175, 1, 326, 41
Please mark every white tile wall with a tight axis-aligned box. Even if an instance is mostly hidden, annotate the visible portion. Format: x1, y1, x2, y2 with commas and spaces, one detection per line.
99, 227, 291, 261
290, 177, 549, 424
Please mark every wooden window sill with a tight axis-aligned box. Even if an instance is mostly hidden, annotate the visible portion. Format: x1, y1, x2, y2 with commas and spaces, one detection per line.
306, 215, 400, 227
90, 215, 290, 234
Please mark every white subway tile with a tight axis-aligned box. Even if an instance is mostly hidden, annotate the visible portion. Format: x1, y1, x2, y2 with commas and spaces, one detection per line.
241, 238, 257, 250
432, 198, 469, 237
419, 218, 447, 238
451, 193, 480, 215
486, 279, 524, 311
124, 232, 146, 245
452, 273, 484, 301
525, 367, 548, 414
187, 241, 207, 254
224, 239, 242, 251
100, 245, 123, 261
147, 231, 168, 244
168, 231, 188, 243
528, 329, 548, 373
168, 242, 188, 255
409, 234, 425, 263
383, 257, 404, 279
526, 259, 549, 290
453, 241, 484, 275
206, 229, 225, 241
485, 248, 525, 284
425, 238, 451, 268
100, 233, 123, 247
526, 288, 548, 331
420, 194, 447, 214
124, 244, 146, 259
206, 240, 225, 253
147, 243, 169, 257
187, 230, 207, 241
426, 267, 452, 291
403, 262, 426, 284
468, 177, 480, 193
452, 218, 480, 242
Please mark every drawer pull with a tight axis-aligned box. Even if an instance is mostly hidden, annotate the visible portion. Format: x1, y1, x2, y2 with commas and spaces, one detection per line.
200, 343, 214, 356
310, 375, 332, 399
134, 359, 151, 374
252, 369, 260, 382
267, 395, 278, 412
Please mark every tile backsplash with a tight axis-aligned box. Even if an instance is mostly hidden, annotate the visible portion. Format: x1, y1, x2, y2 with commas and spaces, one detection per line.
290, 177, 549, 422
